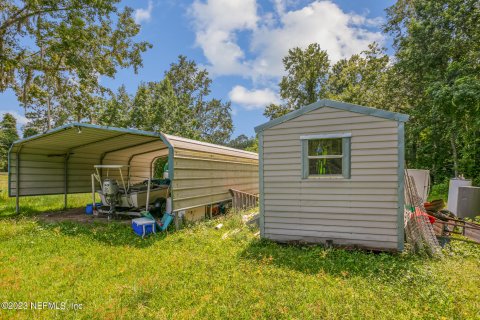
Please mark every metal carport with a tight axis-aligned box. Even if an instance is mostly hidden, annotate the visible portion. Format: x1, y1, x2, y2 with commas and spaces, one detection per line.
8, 123, 258, 215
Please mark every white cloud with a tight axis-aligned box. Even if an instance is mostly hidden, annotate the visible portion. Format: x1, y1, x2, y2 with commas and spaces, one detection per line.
229, 85, 280, 110
189, 0, 257, 76
135, 1, 154, 24
250, 1, 384, 78
189, 0, 384, 79
189, 0, 385, 110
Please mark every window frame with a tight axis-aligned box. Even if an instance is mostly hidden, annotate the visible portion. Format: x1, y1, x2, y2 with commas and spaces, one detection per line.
301, 133, 351, 179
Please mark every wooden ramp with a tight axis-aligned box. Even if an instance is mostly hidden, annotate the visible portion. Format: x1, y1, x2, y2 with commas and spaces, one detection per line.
229, 189, 258, 212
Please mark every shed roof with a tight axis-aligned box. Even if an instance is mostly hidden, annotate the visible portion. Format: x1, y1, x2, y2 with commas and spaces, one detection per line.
254, 99, 409, 133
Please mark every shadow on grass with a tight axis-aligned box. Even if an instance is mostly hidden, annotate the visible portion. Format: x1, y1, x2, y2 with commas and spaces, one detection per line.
240, 238, 423, 279
0, 205, 67, 219
34, 219, 169, 248
0, 191, 93, 218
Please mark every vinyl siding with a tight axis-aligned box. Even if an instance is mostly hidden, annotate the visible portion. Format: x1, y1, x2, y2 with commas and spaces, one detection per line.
261, 106, 400, 250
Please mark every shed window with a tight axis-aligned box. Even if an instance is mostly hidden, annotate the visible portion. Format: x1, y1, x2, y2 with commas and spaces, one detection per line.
301, 134, 351, 179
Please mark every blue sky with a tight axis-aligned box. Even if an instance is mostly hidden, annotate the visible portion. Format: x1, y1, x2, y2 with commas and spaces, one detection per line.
1, 0, 396, 138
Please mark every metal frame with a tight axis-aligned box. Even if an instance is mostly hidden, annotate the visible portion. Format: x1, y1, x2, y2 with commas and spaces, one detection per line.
149, 154, 169, 179
126, 147, 168, 182
99, 139, 160, 178
100, 139, 161, 164
68, 133, 129, 151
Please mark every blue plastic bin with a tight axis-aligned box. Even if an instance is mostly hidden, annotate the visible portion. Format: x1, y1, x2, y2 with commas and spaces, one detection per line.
132, 218, 156, 237
85, 204, 93, 215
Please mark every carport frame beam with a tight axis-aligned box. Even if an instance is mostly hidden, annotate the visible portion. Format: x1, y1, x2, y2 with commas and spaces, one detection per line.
99, 138, 160, 177
68, 133, 129, 151
126, 147, 169, 182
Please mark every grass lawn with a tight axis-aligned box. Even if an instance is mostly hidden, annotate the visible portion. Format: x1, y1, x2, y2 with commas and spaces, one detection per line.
1, 175, 480, 319
0, 173, 94, 218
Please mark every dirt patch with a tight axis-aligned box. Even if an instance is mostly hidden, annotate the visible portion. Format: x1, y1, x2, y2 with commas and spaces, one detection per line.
36, 208, 131, 224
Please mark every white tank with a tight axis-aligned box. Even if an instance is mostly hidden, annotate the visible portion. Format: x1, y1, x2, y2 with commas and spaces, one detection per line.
447, 178, 472, 215
166, 197, 172, 213
405, 169, 430, 203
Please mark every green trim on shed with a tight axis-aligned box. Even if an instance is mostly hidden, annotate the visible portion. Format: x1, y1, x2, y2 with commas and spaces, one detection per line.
397, 122, 406, 251
301, 139, 308, 179
342, 137, 351, 179
258, 132, 265, 237
255, 99, 409, 133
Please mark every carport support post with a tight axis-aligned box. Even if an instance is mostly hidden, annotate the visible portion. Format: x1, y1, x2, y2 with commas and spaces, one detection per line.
145, 178, 151, 211
63, 153, 69, 210
91, 174, 96, 210
15, 148, 21, 214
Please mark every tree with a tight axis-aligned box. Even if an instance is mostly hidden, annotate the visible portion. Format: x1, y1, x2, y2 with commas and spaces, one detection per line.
97, 85, 132, 128
264, 43, 330, 119
22, 125, 39, 138
123, 56, 233, 144
265, 43, 408, 119
385, 0, 480, 182
326, 44, 399, 110
228, 134, 257, 150
245, 138, 258, 153
0, 1, 152, 132
0, 113, 19, 171
164, 55, 233, 144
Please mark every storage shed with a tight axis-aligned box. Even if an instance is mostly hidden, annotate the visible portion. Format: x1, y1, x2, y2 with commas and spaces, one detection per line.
255, 99, 409, 251
9, 123, 258, 219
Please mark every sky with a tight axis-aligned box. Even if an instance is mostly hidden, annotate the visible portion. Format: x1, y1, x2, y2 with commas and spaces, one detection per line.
0, 0, 396, 138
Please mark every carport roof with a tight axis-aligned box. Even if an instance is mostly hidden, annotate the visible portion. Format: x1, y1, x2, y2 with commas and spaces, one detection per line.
10, 123, 162, 152
9, 122, 258, 160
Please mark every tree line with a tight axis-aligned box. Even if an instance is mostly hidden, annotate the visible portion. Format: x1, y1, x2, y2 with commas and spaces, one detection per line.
265, 0, 479, 184
0, 0, 478, 184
